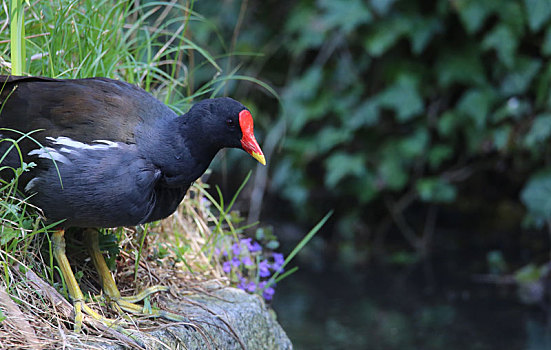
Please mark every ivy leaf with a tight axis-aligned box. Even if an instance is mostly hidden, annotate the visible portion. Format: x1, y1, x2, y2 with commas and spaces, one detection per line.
520, 168, 551, 222
456, 88, 496, 129
376, 75, 424, 122
347, 99, 380, 130
524, 0, 551, 32
319, 0, 372, 34
482, 24, 518, 68
316, 127, 352, 154
370, 0, 397, 15
436, 46, 485, 87
500, 57, 542, 96
408, 16, 442, 55
324, 152, 366, 188
284, 3, 326, 51
437, 111, 460, 137
524, 113, 551, 148
283, 67, 325, 132
428, 145, 453, 169
416, 178, 457, 203
364, 17, 407, 56
398, 128, 429, 159
378, 156, 408, 190
454, 0, 498, 34
492, 125, 511, 151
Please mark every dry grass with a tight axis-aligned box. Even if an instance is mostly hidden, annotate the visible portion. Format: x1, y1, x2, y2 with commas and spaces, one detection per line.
0, 181, 233, 349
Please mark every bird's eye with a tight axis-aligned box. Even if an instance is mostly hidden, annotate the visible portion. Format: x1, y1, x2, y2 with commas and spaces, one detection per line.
226, 118, 236, 127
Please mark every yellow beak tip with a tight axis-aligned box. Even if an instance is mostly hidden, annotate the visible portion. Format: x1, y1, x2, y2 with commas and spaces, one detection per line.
253, 152, 266, 165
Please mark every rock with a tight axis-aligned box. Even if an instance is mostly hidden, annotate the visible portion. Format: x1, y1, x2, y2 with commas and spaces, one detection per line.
96, 286, 293, 350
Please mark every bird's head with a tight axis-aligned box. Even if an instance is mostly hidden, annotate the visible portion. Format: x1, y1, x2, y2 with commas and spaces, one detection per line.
189, 97, 266, 165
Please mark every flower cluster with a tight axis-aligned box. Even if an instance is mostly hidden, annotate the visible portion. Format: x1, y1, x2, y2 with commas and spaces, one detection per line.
216, 237, 285, 301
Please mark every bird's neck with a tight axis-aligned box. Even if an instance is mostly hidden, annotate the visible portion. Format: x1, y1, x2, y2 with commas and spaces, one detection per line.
139, 116, 218, 188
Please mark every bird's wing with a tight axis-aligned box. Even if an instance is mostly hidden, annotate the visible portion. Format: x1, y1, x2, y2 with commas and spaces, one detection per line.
0, 75, 177, 145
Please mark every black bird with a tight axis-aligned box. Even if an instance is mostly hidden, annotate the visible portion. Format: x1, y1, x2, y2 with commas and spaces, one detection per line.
0, 75, 265, 331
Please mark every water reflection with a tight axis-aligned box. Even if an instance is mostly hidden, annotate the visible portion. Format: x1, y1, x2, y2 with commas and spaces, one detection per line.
272, 267, 550, 350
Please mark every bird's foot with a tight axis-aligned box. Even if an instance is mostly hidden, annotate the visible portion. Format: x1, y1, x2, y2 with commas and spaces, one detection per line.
102, 285, 187, 322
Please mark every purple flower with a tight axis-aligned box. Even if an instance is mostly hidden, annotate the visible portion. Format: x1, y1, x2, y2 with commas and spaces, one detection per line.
214, 247, 221, 256
231, 256, 241, 268
258, 259, 271, 278
222, 261, 232, 273
261, 283, 275, 300
237, 277, 248, 290
271, 253, 285, 272
273, 253, 284, 265
250, 241, 262, 253
240, 238, 252, 251
246, 282, 257, 293
242, 256, 254, 266
263, 287, 275, 300
232, 243, 241, 256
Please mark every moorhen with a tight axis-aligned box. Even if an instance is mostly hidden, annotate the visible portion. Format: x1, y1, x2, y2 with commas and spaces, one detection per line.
0, 75, 265, 331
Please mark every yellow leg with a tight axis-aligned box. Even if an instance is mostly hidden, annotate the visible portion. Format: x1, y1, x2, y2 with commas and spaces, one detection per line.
85, 229, 185, 321
52, 229, 116, 332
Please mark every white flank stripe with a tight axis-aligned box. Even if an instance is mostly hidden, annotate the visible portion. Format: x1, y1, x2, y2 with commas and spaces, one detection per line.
24, 177, 39, 192
28, 147, 71, 164
28, 136, 121, 166
46, 136, 120, 151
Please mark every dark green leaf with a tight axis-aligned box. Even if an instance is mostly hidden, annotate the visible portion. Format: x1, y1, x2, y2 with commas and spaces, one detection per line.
492, 125, 511, 151
408, 17, 443, 54
524, 0, 551, 32
376, 75, 424, 122
454, 0, 498, 34
324, 152, 366, 188
521, 168, 551, 221
437, 111, 460, 137
319, 0, 372, 33
347, 100, 380, 130
316, 127, 352, 154
378, 157, 408, 190
364, 17, 407, 57
456, 88, 496, 129
416, 177, 457, 203
398, 128, 429, 159
370, 0, 397, 15
482, 24, 518, 67
500, 57, 542, 95
436, 46, 485, 87
428, 145, 453, 169
524, 113, 551, 148
284, 3, 326, 51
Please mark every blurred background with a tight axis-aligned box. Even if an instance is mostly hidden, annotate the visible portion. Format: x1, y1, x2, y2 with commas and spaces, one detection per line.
191, 0, 551, 349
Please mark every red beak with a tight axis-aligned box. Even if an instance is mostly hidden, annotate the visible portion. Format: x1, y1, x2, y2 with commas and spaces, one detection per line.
239, 110, 266, 165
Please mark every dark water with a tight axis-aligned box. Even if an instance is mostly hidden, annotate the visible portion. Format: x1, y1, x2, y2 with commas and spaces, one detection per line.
272, 266, 551, 350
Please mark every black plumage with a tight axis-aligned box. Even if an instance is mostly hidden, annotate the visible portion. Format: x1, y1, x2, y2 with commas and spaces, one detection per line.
0, 75, 265, 227
0, 75, 266, 331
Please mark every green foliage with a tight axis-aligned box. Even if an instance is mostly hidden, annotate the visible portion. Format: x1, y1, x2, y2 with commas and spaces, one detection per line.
194, 0, 551, 263
521, 169, 551, 227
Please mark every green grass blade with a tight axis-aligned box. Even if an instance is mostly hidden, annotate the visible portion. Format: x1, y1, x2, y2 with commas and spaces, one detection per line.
10, 0, 26, 75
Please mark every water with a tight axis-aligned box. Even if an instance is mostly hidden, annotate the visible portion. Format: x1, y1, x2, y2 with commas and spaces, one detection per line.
272, 266, 551, 350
